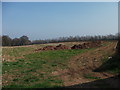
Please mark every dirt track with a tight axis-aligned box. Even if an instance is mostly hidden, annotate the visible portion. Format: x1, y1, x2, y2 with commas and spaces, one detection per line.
2, 41, 119, 88
51, 41, 119, 88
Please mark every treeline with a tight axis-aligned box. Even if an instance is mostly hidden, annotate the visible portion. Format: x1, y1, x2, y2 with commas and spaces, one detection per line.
2, 34, 120, 46
2, 35, 31, 46
32, 34, 119, 44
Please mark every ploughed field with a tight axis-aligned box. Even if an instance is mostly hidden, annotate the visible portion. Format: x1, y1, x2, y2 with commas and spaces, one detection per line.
2, 41, 120, 88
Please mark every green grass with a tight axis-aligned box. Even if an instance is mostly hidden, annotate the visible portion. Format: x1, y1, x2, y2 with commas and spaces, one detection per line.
3, 41, 115, 88
3, 48, 91, 88
4, 79, 62, 88
94, 54, 120, 74
83, 73, 100, 80
2, 47, 34, 57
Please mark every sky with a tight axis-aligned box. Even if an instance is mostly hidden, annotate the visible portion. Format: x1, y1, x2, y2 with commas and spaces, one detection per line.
0, 2, 2, 35
2, 2, 118, 40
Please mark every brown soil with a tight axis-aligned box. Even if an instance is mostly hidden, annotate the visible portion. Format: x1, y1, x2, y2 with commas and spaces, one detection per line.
51, 41, 119, 87
54, 44, 71, 50
35, 44, 71, 51
71, 41, 101, 49
35, 41, 102, 51
3, 41, 119, 88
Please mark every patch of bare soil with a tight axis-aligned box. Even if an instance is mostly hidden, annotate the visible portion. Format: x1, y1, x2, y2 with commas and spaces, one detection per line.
2, 73, 18, 86
71, 41, 101, 49
51, 41, 118, 87
35, 41, 102, 51
2, 55, 17, 62
34, 44, 71, 51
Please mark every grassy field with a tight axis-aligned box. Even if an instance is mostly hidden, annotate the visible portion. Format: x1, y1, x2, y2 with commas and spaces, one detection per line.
2, 41, 119, 88
2, 45, 91, 88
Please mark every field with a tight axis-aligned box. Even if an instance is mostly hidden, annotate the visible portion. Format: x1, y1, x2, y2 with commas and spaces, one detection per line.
2, 41, 120, 88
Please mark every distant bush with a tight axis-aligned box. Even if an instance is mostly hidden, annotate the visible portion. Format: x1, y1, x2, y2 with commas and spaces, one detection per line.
2, 35, 31, 46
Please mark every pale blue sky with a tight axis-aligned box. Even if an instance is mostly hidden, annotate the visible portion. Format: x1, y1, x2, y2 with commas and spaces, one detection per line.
0, 2, 2, 35
2, 2, 118, 40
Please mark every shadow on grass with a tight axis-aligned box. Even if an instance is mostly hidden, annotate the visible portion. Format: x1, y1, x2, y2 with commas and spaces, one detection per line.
63, 74, 120, 88
93, 54, 120, 74
62, 41, 120, 88
93, 40, 120, 74
62, 55, 120, 88
3, 41, 120, 89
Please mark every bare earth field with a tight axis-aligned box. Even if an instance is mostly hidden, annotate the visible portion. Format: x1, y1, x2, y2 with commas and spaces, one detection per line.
2, 41, 120, 88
